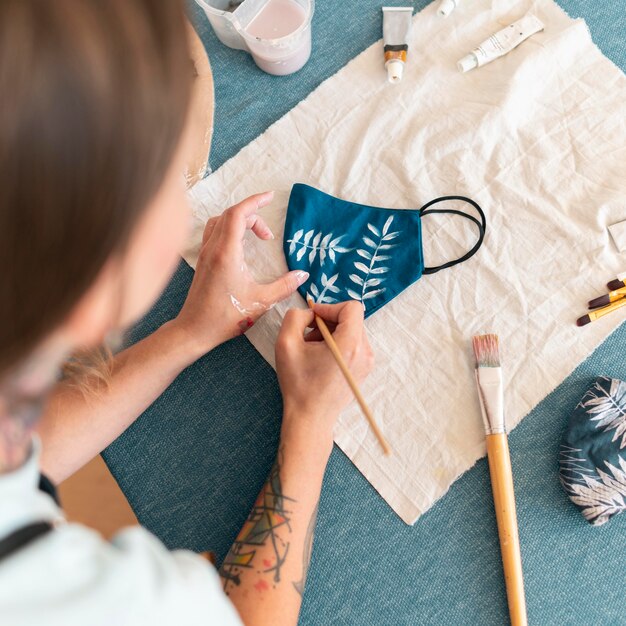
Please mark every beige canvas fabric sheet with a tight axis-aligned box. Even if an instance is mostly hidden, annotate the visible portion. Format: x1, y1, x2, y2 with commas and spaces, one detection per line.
184, 0, 626, 524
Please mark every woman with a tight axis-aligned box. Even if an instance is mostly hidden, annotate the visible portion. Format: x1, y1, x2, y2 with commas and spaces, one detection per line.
0, 2, 373, 625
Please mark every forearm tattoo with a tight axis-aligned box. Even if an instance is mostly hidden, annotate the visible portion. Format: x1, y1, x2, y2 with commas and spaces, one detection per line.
0, 363, 54, 473
292, 502, 318, 597
220, 449, 295, 595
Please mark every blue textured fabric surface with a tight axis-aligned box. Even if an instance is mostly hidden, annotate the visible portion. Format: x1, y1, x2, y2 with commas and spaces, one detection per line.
103, 2, 626, 624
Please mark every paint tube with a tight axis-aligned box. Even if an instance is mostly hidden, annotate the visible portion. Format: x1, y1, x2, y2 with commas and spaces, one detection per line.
457, 14, 545, 73
437, 0, 460, 18
382, 7, 413, 84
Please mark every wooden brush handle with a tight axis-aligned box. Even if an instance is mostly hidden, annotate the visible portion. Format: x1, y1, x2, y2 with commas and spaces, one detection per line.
486, 434, 527, 626
307, 300, 391, 455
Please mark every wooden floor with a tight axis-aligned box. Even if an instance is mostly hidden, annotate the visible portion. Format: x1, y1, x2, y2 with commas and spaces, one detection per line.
58, 455, 137, 538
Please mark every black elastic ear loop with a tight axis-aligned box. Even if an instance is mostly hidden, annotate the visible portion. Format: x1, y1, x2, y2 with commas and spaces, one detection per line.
419, 195, 486, 275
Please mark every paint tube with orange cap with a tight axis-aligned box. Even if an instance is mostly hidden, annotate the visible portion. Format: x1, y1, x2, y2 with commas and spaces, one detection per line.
382, 7, 413, 84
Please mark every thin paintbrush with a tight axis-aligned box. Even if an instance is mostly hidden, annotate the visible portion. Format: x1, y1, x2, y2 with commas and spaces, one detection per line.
607, 276, 626, 291
307, 298, 391, 456
588, 286, 626, 309
472, 334, 527, 626
577, 297, 626, 326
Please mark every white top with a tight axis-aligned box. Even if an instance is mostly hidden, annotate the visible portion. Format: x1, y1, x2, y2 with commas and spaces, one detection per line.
0, 439, 243, 626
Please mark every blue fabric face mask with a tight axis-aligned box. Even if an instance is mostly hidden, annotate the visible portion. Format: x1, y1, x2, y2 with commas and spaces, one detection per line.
283, 184, 486, 317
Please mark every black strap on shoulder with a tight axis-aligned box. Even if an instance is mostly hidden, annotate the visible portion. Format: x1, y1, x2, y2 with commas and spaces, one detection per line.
0, 521, 52, 562
0, 473, 59, 563
419, 195, 486, 275
39, 473, 60, 506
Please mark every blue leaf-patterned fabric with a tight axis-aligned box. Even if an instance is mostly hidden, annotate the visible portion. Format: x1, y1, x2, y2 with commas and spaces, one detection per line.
283, 184, 425, 318
559, 376, 626, 526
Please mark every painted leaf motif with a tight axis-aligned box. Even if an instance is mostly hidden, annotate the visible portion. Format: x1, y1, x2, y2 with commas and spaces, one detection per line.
319, 234, 332, 265
559, 447, 626, 525
289, 209, 400, 312
309, 273, 341, 305
288, 229, 303, 255
383, 231, 401, 241
363, 288, 386, 300
309, 233, 322, 264
382, 215, 394, 236
325, 274, 340, 293
288, 230, 351, 267
367, 223, 381, 237
343, 216, 401, 306
580, 379, 626, 449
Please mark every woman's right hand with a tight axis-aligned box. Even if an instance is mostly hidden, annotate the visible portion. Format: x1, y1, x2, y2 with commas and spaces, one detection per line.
275, 301, 374, 443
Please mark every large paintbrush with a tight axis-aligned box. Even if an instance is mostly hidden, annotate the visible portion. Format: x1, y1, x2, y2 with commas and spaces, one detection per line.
472, 334, 527, 626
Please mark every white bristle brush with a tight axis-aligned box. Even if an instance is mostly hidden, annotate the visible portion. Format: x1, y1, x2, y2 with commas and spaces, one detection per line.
472, 334, 527, 626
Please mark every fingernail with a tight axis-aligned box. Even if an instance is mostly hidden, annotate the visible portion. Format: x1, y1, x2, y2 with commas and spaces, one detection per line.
296, 270, 309, 285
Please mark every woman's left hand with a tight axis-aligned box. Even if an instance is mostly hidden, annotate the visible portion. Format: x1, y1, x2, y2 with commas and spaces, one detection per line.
173, 191, 309, 356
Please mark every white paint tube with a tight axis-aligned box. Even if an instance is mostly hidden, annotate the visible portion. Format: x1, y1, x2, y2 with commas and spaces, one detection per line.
382, 7, 413, 84
457, 14, 545, 73
437, 0, 460, 18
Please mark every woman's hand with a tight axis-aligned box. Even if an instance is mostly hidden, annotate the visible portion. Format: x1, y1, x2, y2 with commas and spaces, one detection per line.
275, 300, 374, 445
174, 191, 309, 356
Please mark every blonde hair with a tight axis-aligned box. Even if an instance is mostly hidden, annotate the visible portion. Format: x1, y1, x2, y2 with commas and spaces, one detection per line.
62, 347, 115, 396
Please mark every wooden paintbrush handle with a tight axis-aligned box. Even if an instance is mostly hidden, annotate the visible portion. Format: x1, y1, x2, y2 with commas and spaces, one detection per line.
307, 300, 391, 455
486, 434, 527, 626
315, 314, 391, 455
